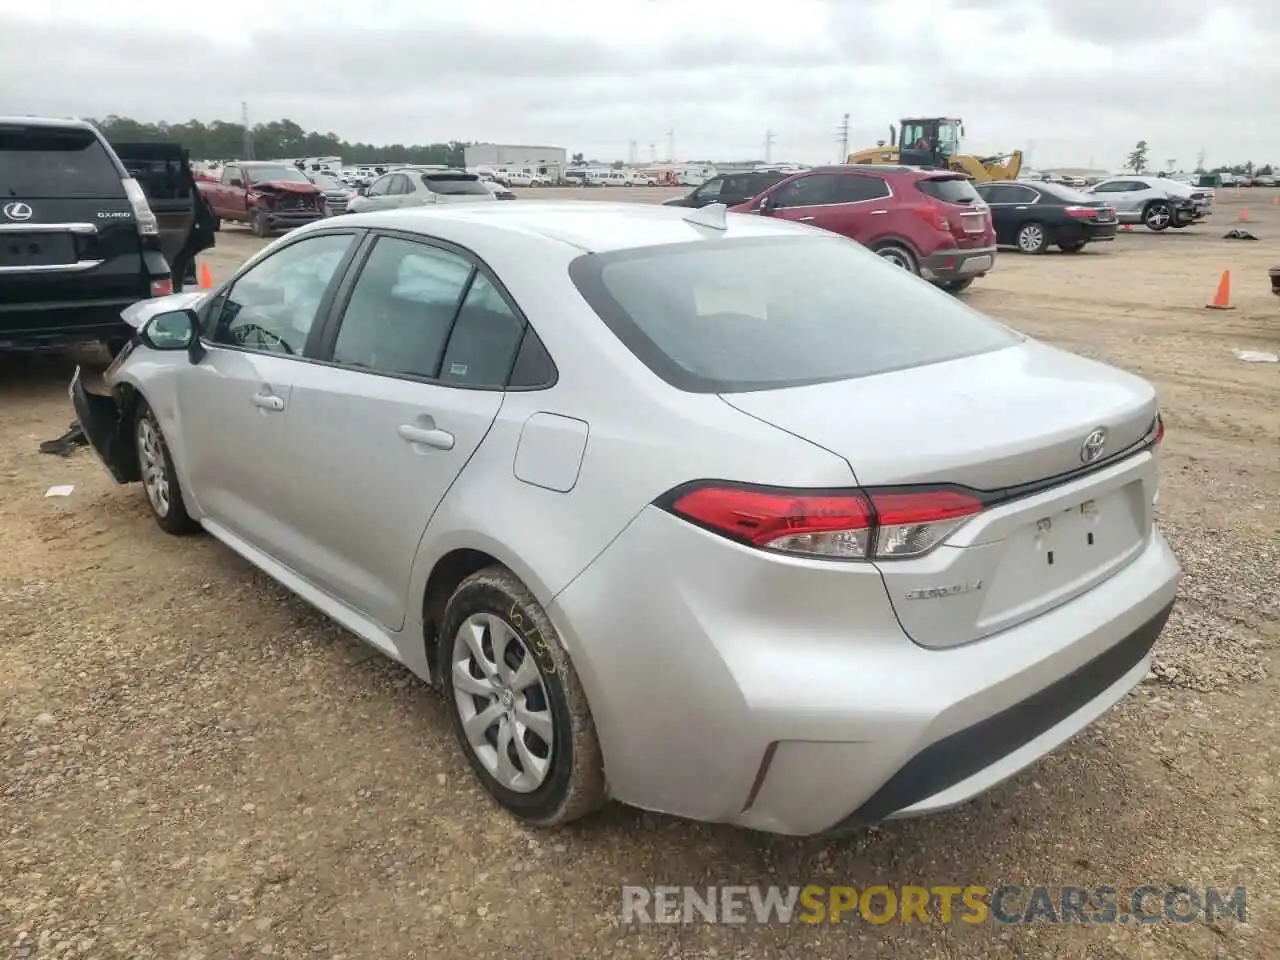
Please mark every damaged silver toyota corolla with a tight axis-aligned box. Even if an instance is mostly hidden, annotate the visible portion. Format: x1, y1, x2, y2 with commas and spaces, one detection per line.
70, 204, 1180, 837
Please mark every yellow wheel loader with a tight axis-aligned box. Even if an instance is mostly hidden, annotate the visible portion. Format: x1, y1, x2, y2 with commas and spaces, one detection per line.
846, 118, 1023, 182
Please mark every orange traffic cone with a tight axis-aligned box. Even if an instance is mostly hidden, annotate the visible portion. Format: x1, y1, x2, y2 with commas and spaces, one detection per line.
1121, 223, 1134, 232
1206, 270, 1234, 310
1238, 208, 1250, 222
198, 263, 214, 289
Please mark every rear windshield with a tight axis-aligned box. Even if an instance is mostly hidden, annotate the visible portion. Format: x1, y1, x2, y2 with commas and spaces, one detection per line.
0, 126, 123, 198
569, 236, 1018, 393
421, 174, 488, 196
916, 177, 981, 204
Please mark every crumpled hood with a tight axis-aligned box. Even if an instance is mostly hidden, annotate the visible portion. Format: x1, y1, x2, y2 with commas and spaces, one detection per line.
120, 291, 209, 330
252, 180, 322, 195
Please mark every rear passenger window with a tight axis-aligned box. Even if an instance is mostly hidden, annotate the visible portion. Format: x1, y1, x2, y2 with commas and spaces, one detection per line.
332, 237, 473, 378
832, 175, 890, 203
438, 273, 526, 388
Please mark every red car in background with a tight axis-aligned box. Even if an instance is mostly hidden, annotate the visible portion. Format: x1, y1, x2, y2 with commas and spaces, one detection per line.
730, 164, 996, 292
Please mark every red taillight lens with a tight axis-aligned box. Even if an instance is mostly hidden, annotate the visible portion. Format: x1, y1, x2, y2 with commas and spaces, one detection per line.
916, 204, 951, 232
1064, 206, 1095, 220
150, 277, 173, 297
1151, 414, 1165, 447
662, 484, 983, 561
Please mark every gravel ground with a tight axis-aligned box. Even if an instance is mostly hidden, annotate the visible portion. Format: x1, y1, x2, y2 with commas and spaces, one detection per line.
1, 187, 1278, 959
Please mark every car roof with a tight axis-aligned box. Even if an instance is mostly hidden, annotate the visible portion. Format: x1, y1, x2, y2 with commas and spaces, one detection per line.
338, 200, 818, 253
0, 115, 97, 132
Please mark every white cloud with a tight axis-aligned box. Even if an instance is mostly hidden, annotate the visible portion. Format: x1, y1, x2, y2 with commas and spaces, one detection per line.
0, 0, 1274, 168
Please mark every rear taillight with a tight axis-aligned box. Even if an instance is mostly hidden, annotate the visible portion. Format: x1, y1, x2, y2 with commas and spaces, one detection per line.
1064, 206, 1095, 220
660, 483, 983, 561
150, 277, 173, 297
1148, 413, 1165, 448
121, 177, 159, 236
917, 204, 951, 232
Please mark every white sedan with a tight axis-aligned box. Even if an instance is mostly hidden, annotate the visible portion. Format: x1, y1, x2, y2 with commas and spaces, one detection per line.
71, 201, 1180, 835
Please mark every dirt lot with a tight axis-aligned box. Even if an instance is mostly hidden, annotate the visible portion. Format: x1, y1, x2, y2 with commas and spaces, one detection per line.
2, 187, 1278, 959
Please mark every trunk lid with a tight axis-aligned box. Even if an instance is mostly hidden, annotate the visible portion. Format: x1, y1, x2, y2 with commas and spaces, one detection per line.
721, 339, 1160, 647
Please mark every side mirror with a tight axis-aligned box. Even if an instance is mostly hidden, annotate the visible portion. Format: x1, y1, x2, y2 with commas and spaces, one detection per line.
140, 309, 198, 351
229, 178, 243, 188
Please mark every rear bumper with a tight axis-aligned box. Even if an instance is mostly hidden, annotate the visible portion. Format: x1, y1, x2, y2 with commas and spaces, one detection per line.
549, 505, 1180, 836
920, 245, 996, 282
0, 298, 139, 351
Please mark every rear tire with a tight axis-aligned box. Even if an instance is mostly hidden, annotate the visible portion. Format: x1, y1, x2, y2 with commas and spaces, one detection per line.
134, 400, 199, 536
1016, 222, 1048, 253
1059, 241, 1087, 253
440, 566, 606, 827
874, 243, 919, 274
941, 278, 974, 293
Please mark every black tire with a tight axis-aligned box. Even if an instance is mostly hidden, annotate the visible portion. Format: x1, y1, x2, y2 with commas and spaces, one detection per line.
874, 243, 919, 274
251, 210, 270, 238
1143, 201, 1172, 231
133, 400, 200, 536
1170, 221, 1191, 229
439, 566, 606, 827
941, 277, 974, 293
1059, 241, 1087, 252
1016, 221, 1048, 253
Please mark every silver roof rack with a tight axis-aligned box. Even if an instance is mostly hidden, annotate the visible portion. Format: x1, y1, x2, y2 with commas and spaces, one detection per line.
681, 202, 728, 231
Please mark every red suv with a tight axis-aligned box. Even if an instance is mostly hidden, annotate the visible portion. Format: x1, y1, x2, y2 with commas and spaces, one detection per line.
730, 165, 996, 291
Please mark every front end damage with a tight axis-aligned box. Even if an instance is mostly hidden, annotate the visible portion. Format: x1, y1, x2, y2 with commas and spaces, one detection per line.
250, 181, 327, 231
69, 365, 141, 483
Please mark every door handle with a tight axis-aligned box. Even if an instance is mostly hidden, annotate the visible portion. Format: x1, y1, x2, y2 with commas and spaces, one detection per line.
251, 392, 285, 412
871, 209, 889, 215
398, 423, 455, 450
1015, 205, 1028, 210
797, 216, 816, 222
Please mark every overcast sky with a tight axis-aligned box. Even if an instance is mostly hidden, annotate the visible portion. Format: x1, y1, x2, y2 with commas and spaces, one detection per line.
1, 0, 1275, 169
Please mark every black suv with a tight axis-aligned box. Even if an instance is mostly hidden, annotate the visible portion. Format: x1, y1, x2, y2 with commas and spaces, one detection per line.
1, 117, 214, 353
661, 170, 793, 209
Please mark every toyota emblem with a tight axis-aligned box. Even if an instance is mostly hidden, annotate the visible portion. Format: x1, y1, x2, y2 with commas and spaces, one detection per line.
3, 201, 33, 222
1080, 428, 1108, 463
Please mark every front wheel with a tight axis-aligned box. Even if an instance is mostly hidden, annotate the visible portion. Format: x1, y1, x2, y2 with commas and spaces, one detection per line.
1016, 221, 1048, 253
134, 400, 200, 536
251, 210, 271, 238
1143, 201, 1172, 231
1059, 241, 1087, 252
875, 244, 919, 274
440, 566, 606, 827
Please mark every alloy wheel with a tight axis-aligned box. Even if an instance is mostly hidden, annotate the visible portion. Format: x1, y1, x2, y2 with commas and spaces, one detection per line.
451, 612, 555, 793
1018, 224, 1045, 253
136, 413, 170, 518
877, 248, 913, 270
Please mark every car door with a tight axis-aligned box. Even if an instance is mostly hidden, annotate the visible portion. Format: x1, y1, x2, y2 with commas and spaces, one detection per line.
1091, 180, 1143, 217
220, 164, 248, 219
757, 173, 842, 229
180, 230, 361, 558
281, 233, 519, 630
362, 174, 396, 211
818, 172, 894, 243
979, 183, 1034, 245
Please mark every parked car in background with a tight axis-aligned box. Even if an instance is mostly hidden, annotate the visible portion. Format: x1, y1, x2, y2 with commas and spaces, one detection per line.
347, 168, 495, 213
731, 164, 996, 292
1254, 174, 1277, 187
307, 173, 357, 215
483, 180, 517, 200
974, 180, 1117, 254
662, 170, 791, 210
197, 161, 327, 237
504, 171, 551, 187
1086, 177, 1210, 231
0, 116, 212, 353
69, 201, 1179, 836
630, 172, 659, 186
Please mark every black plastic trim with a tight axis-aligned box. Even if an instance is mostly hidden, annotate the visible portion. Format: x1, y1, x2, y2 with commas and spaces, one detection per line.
827, 599, 1175, 831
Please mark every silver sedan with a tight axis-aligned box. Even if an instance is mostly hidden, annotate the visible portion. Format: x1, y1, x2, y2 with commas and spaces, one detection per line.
71, 201, 1180, 835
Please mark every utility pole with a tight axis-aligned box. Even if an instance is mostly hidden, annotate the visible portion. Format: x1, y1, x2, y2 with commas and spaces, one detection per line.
763, 130, 776, 163
666, 128, 675, 163
628, 140, 638, 165
240, 101, 254, 160
1196, 147, 1206, 172
649, 142, 657, 163
836, 113, 849, 162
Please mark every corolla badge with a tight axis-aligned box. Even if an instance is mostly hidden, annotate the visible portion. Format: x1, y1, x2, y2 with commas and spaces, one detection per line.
1080, 428, 1108, 463
3, 201, 33, 221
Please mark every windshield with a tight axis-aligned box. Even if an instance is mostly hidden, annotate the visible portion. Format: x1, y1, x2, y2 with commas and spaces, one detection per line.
0, 126, 123, 198
421, 174, 489, 196
244, 165, 310, 184
569, 235, 1018, 393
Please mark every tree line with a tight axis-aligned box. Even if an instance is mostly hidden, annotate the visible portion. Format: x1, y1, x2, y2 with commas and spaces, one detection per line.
92, 115, 470, 167
1125, 140, 1272, 176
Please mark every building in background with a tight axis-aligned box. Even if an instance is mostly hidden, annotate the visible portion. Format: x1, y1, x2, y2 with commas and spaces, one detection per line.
464, 143, 567, 181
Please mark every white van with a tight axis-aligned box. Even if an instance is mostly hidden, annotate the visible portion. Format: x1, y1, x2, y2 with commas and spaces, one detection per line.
601, 170, 633, 187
